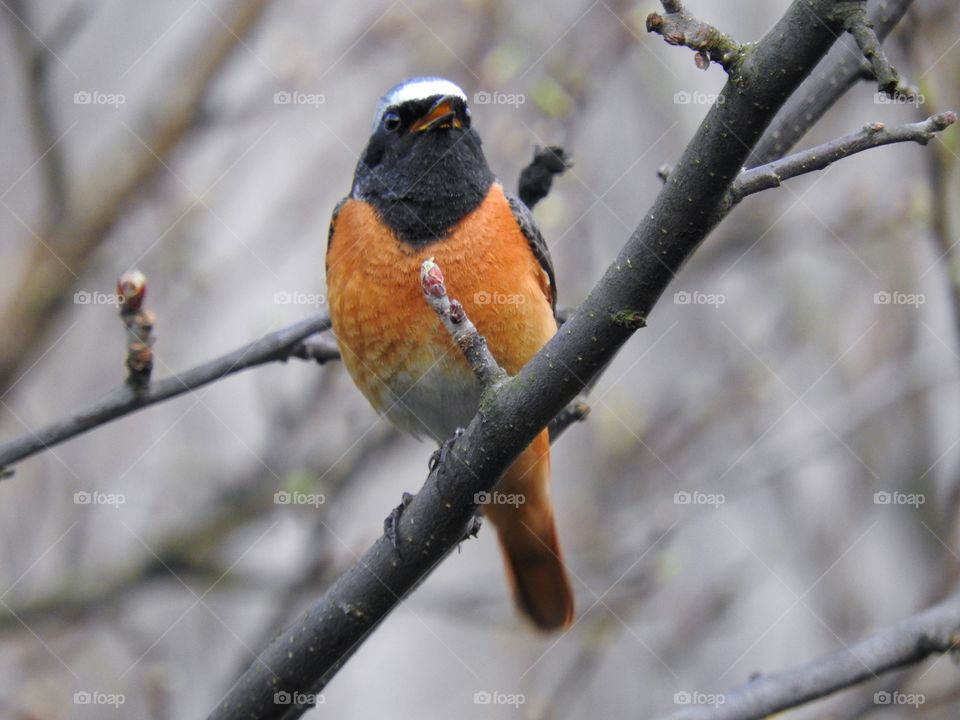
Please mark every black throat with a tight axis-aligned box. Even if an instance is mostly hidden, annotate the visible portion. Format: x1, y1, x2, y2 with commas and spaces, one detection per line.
351, 126, 495, 247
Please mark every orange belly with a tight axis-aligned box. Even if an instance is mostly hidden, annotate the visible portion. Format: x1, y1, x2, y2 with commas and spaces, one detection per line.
326, 184, 556, 440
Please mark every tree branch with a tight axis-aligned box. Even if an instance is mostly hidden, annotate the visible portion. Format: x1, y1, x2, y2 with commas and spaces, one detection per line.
658, 592, 960, 720
730, 111, 957, 202
208, 2, 885, 718
420, 258, 506, 389
646, 0, 743, 72
747, 0, 915, 167
837, 0, 917, 98
0, 313, 331, 473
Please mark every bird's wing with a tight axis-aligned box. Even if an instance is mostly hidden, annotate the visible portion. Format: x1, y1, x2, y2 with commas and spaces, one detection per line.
506, 192, 557, 313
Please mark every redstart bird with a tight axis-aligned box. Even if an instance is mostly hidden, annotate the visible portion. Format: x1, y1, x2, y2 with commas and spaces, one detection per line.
326, 77, 573, 630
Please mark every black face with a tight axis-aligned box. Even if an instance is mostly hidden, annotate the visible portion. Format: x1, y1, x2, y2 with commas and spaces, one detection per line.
351, 95, 495, 247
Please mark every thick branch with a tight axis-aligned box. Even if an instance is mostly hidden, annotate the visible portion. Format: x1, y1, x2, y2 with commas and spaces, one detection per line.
0, 313, 331, 472
730, 111, 957, 202
658, 592, 960, 720
208, 2, 859, 718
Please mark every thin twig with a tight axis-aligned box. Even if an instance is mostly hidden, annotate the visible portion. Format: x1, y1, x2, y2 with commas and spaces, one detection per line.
548, 401, 591, 443
0, 313, 331, 472
747, 0, 916, 166
730, 112, 957, 202
836, 0, 917, 98
657, 592, 960, 720
646, 0, 743, 72
420, 258, 507, 389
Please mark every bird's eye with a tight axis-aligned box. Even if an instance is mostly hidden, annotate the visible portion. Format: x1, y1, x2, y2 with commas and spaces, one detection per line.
463, 106, 471, 126
382, 111, 401, 132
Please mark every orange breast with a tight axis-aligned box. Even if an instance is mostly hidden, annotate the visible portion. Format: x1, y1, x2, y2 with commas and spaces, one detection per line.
326, 184, 556, 439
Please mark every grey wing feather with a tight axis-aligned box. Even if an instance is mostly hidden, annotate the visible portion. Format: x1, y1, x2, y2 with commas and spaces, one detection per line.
506, 192, 557, 313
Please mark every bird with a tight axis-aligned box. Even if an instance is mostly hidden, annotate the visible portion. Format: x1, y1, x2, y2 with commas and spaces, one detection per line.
326, 76, 573, 630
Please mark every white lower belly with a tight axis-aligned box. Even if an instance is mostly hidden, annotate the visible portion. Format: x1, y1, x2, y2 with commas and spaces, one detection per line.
381, 358, 481, 442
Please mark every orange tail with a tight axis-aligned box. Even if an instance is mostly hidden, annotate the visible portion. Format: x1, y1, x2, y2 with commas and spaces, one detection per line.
482, 430, 574, 630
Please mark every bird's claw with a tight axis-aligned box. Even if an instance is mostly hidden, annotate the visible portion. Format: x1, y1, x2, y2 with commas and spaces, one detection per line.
456, 513, 483, 554
428, 428, 465, 474
384, 491, 414, 550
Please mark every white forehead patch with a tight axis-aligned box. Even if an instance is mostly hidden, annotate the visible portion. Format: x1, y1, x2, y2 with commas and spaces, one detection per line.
372, 77, 468, 130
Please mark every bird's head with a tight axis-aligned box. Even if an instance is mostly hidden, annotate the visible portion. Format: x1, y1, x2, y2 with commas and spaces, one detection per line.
352, 77, 495, 245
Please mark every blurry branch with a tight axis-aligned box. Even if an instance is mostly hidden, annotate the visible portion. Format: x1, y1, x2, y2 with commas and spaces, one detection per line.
226, 426, 402, 682
6, 0, 78, 223
924, 104, 960, 561
658, 592, 960, 720
0, 313, 331, 472
646, 0, 743, 72
747, 0, 916, 166
209, 2, 892, 718
0, 417, 399, 635
0, 0, 272, 395
729, 112, 957, 202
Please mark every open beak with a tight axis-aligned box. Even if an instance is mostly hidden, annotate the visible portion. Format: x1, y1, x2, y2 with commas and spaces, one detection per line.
410, 95, 462, 133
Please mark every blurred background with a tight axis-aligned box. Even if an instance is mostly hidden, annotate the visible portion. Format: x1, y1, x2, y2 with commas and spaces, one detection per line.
1, 0, 960, 718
